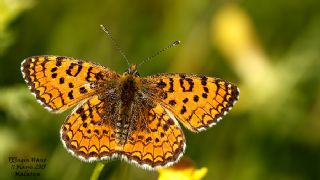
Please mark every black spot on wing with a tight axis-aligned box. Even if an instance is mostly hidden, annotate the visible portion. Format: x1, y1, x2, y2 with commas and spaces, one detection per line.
183, 98, 189, 103
168, 78, 174, 92
169, 100, 177, 105
68, 90, 74, 99
79, 87, 87, 94
56, 57, 63, 66
59, 77, 64, 84
51, 73, 57, 78
180, 106, 187, 114
193, 95, 199, 102
68, 83, 74, 88
157, 80, 167, 88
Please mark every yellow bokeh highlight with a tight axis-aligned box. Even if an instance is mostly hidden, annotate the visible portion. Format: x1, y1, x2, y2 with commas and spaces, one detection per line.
158, 158, 208, 180
211, 4, 279, 107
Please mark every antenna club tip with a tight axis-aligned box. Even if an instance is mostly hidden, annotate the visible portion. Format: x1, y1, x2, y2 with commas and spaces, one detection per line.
100, 24, 110, 33
173, 40, 181, 46
100, 24, 108, 30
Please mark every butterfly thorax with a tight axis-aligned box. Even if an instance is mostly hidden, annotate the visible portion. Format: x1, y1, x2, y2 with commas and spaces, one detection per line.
119, 64, 140, 113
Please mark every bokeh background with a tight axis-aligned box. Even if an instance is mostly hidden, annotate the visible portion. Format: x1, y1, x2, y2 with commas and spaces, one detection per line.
1, 0, 320, 179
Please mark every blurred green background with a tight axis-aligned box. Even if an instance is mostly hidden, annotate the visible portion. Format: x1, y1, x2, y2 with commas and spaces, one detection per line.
1, 0, 320, 179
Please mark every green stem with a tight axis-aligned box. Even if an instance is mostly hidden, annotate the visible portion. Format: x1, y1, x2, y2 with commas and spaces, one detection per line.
90, 162, 105, 180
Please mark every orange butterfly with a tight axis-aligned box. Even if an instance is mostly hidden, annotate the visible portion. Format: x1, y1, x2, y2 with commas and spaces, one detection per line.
21, 33, 239, 170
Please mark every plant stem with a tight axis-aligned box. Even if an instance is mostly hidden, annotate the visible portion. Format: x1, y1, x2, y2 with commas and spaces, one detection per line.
90, 162, 105, 180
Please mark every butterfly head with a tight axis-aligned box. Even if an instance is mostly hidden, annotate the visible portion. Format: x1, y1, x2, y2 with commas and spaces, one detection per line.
124, 64, 140, 77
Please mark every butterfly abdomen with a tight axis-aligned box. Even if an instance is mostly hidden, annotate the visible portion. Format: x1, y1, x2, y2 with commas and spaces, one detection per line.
114, 74, 141, 144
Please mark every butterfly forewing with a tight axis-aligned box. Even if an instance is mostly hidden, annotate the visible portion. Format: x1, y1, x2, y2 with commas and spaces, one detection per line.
143, 73, 239, 132
21, 56, 120, 112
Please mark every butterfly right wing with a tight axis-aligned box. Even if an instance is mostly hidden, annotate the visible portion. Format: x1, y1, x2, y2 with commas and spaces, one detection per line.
21, 56, 120, 112
121, 104, 185, 169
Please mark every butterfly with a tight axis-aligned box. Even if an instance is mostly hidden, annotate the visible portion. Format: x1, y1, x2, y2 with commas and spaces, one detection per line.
21, 54, 239, 170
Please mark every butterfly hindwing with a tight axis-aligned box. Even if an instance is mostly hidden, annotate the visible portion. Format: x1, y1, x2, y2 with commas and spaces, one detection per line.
121, 104, 185, 169
61, 94, 185, 169
61, 95, 118, 160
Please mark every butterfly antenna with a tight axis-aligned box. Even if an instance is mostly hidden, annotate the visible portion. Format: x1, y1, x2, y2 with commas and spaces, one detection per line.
100, 24, 130, 67
138, 40, 181, 67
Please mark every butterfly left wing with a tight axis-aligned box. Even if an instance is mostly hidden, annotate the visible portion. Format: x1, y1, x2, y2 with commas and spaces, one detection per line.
61, 95, 118, 160
142, 73, 240, 132
21, 56, 120, 112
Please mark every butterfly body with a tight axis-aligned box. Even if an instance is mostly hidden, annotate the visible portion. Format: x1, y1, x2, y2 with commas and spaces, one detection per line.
21, 55, 239, 169
107, 64, 156, 145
